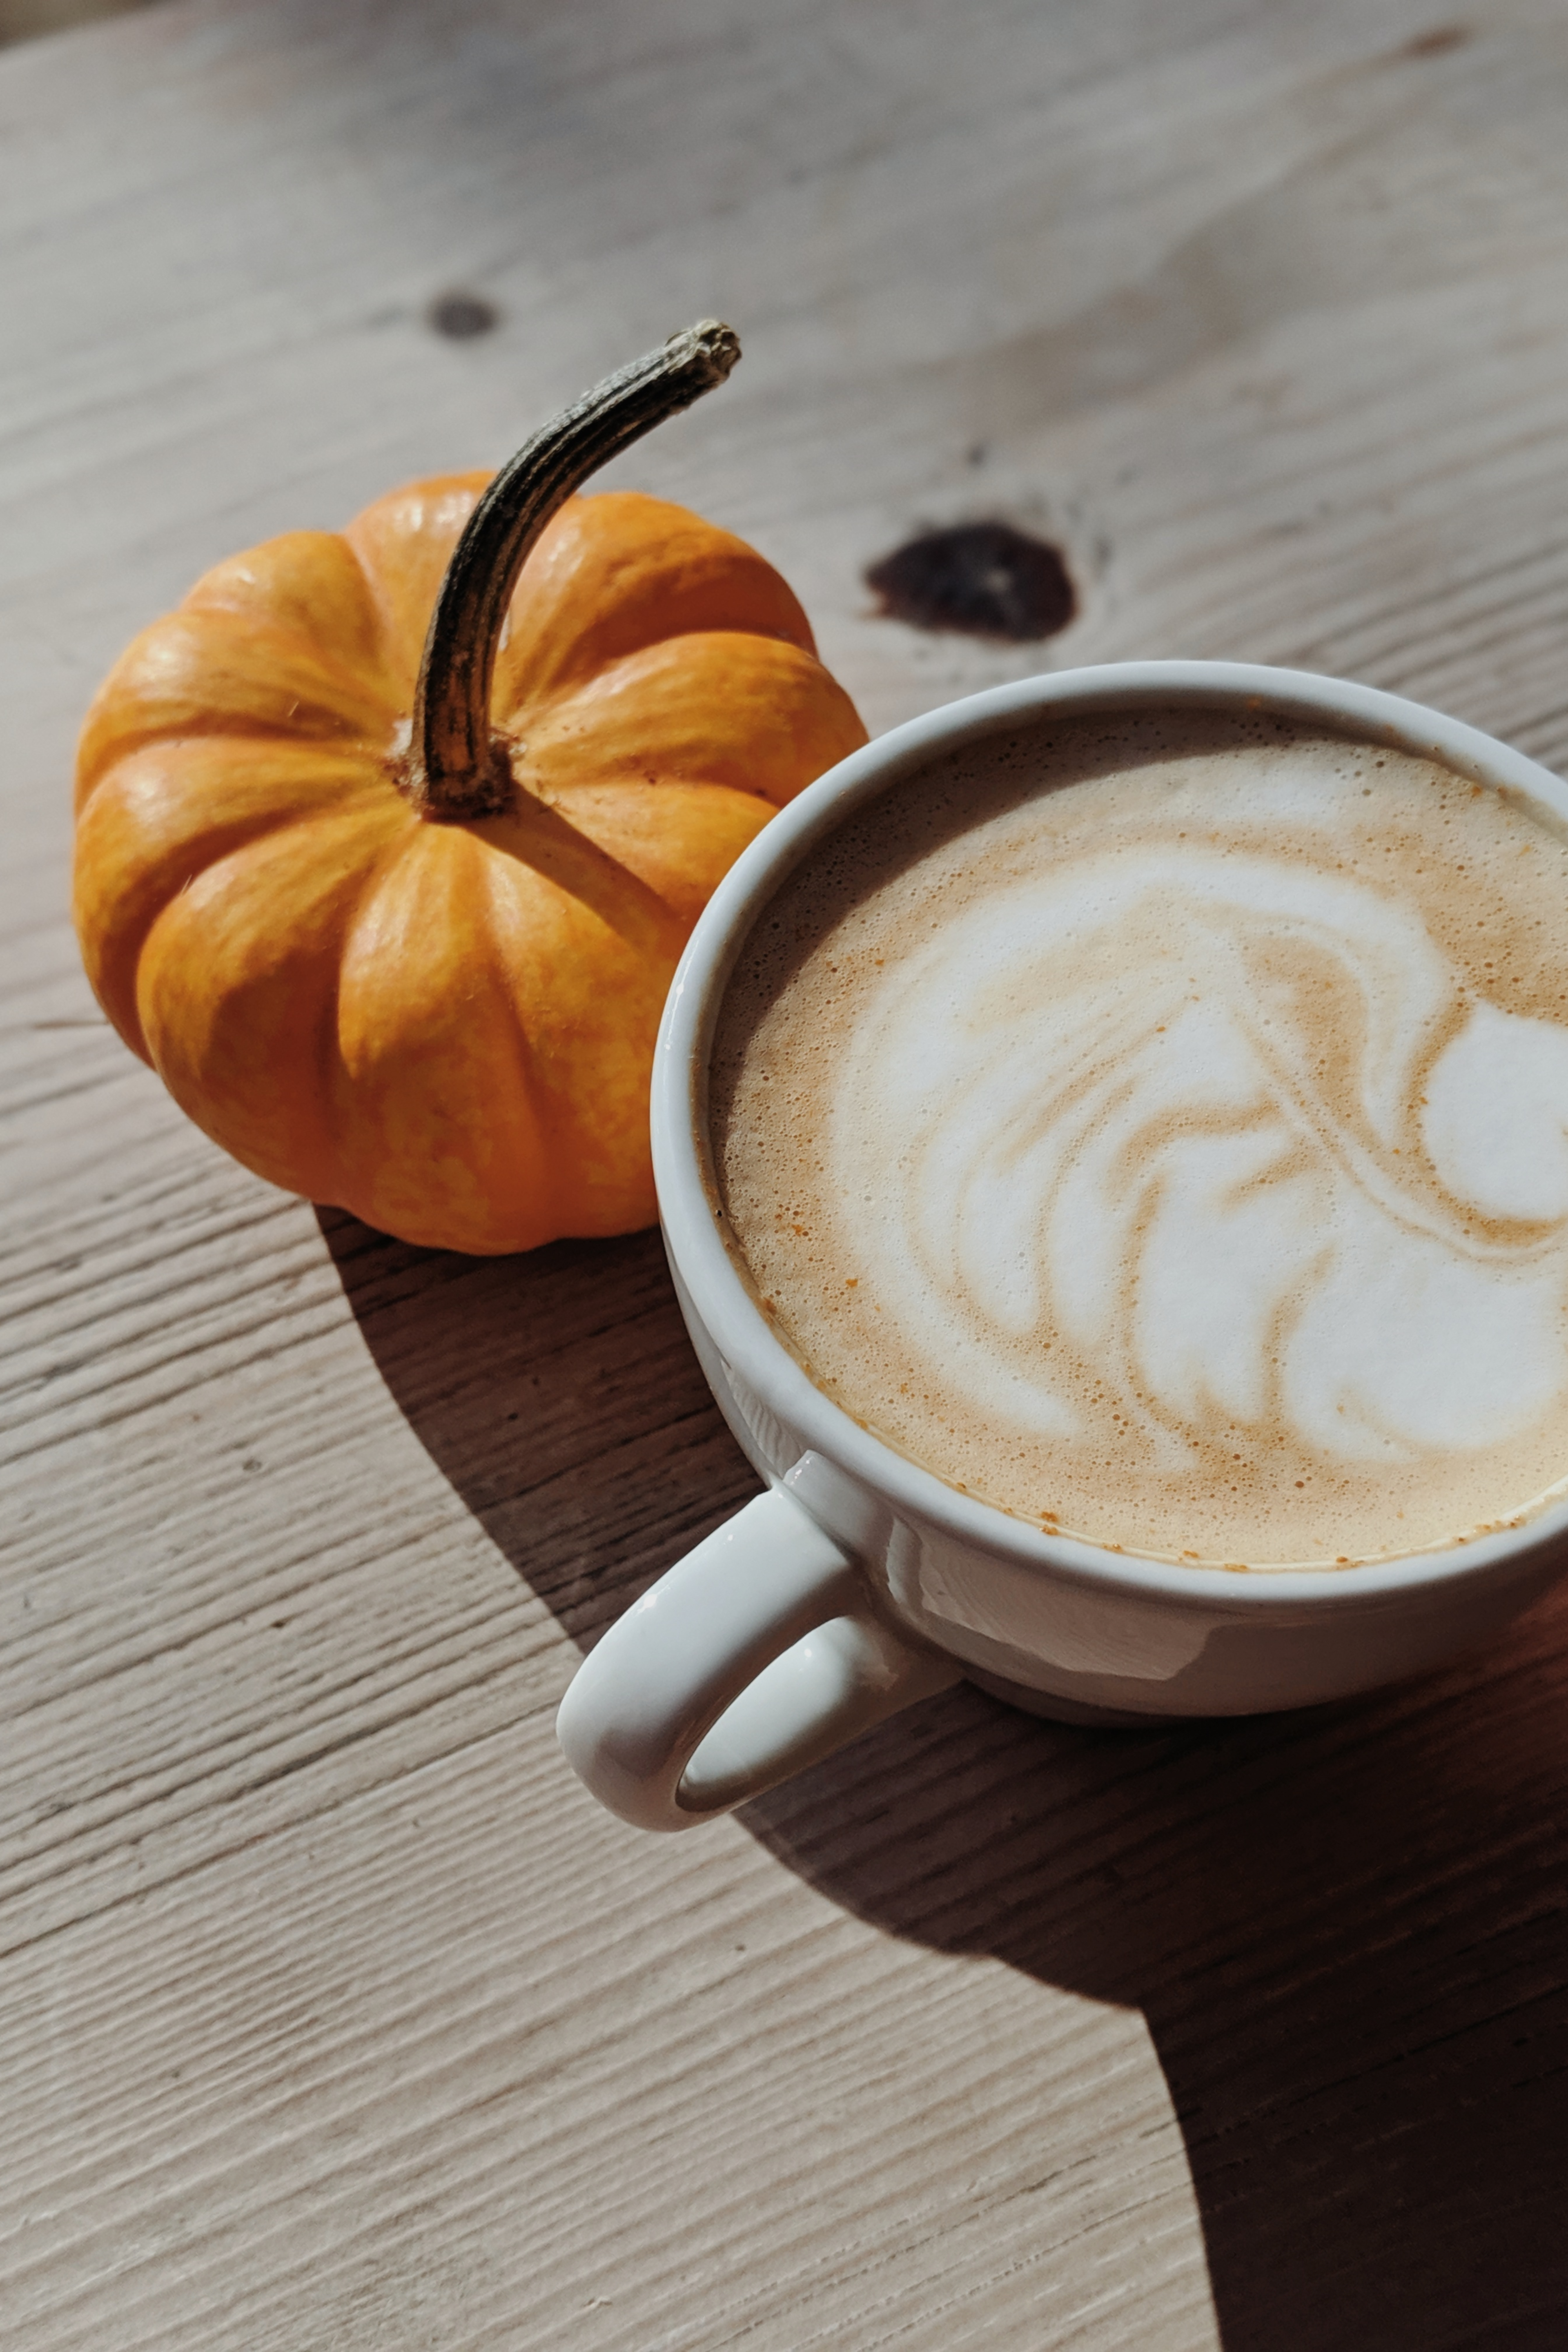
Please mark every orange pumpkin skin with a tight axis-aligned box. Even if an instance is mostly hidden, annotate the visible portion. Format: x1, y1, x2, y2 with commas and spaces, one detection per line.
73, 481, 867, 1253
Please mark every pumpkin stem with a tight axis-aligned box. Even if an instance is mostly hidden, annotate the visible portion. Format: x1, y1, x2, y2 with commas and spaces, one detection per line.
403, 319, 742, 820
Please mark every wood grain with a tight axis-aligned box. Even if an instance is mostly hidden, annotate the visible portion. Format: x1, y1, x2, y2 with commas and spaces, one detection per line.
6, 0, 1568, 2344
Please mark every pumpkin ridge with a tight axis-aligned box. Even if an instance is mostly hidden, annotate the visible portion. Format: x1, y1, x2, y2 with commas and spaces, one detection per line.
180, 531, 392, 685
76, 617, 397, 807
471, 795, 688, 961
134, 806, 400, 1199
503, 779, 779, 932
97, 710, 388, 780
314, 813, 428, 1191
475, 854, 564, 1242
341, 472, 491, 697
328, 823, 561, 1251
494, 492, 820, 709
198, 628, 400, 728
491, 623, 828, 739
475, 839, 658, 1245
74, 747, 392, 1057
506, 631, 868, 813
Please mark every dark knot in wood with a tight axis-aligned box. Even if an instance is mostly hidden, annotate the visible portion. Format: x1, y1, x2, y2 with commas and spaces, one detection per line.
867, 521, 1076, 644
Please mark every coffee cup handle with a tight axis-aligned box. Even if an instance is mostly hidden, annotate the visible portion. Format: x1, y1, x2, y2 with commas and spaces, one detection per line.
555, 1486, 962, 1830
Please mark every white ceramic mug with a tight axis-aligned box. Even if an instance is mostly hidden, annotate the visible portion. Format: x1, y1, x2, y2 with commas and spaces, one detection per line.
556, 662, 1568, 1830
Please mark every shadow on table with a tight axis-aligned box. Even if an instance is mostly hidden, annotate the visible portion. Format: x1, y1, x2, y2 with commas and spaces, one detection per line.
322, 1206, 1568, 2352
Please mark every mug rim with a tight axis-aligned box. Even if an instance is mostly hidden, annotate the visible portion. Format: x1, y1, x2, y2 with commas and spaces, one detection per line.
652, 659, 1568, 1614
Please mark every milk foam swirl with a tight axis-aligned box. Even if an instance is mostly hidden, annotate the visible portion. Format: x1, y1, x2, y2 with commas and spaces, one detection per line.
714, 720, 1568, 1563
832, 844, 1568, 1473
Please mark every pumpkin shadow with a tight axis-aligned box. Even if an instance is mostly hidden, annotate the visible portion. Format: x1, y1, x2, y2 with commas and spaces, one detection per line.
320, 1205, 1568, 2352
316, 1205, 762, 1644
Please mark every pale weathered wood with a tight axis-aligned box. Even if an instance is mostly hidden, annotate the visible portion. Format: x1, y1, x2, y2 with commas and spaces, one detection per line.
7, 1, 1568, 2346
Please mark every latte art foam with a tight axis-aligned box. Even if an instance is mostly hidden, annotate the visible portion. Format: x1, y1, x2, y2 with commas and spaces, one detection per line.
711, 712, 1568, 1566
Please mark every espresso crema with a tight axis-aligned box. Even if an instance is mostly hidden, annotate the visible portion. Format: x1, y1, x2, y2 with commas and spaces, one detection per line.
710, 710, 1568, 1567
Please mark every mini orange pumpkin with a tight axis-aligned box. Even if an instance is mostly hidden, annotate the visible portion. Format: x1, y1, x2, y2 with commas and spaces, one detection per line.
73, 323, 866, 1252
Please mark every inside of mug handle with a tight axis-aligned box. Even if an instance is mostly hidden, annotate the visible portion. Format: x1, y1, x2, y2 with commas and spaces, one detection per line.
555, 1485, 959, 1831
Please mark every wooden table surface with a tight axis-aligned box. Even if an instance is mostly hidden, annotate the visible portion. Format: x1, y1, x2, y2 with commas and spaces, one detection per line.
7, 2, 1568, 2345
